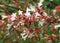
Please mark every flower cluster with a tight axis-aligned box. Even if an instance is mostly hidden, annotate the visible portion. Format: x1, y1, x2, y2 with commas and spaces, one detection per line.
0, 6, 60, 43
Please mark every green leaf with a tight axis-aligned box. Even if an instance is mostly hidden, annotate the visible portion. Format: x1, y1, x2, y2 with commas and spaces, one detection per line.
35, 40, 45, 43
36, 41, 40, 43
25, 38, 30, 43
47, 30, 52, 36
47, 25, 52, 36
0, 12, 4, 15
35, 22, 38, 27
20, 39, 25, 43
34, 41, 40, 43
40, 40, 45, 43
0, 40, 3, 43
39, 34, 44, 38
30, 23, 35, 28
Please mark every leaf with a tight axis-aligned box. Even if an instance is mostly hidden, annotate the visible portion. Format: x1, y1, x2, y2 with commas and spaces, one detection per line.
0, 40, 3, 43
35, 21, 38, 27
54, 39, 59, 43
25, 38, 30, 43
30, 23, 35, 28
0, 12, 3, 15
20, 39, 25, 43
47, 30, 52, 36
39, 34, 44, 38
7, 7, 15, 13
36, 41, 40, 43
0, 30, 3, 38
35, 40, 45, 43
33, 41, 40, 43
47, 24, 52, 36
40, 40, 45, 43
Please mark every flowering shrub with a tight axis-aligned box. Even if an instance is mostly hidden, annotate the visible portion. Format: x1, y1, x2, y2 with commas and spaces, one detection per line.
0, 7, 60, 43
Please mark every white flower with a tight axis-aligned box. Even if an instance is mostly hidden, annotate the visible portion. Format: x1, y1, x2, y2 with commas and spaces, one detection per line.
7, 24, 11, 27
30, 5, 35, 12
7, 24, 11, 29
28, 33, 34, 38
35, 12, 41, 18
55, 24, 60, 29
53, 10, 56, 15
11, 13, 16, 17
11, 17, 16, 21
10, 13, 16, 21
7, 22, 13, 29
25, 11, 31, 17
18, 10, 23, 15
17, 22, 20, 26
39, 21, 43, 26
21, 33, 26, 36
2, 15, 7, 19
13, 26, 17, 28
21, 22, 24, 25
43, 12, 48, 16
38, 0, 44, 6
26, 7, 31, 12
39, 19, 45, 26
19, 20, 25, 25
21, 29, 29, 40
21, 33, 28, 40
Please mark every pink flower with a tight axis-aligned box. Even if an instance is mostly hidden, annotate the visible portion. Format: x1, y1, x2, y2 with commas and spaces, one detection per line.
20, 14, 26, 20
7, 13, 16, 21
44, 36, 52, 40
29, 28, 34, 33
35, 7, 40, 12
0, 21, 4, 26
51, 23, 56, 31
25, 29, 30, 34
15, 16, 19, 20
8, 15, 12, 19
45, 16, 52, 22
13, 20, 18, 26
0, 21, 5, 30
25, 18, 30, 27
52, 34, 58, 38
29, 14, 35, 23
55, 6, 60, 12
